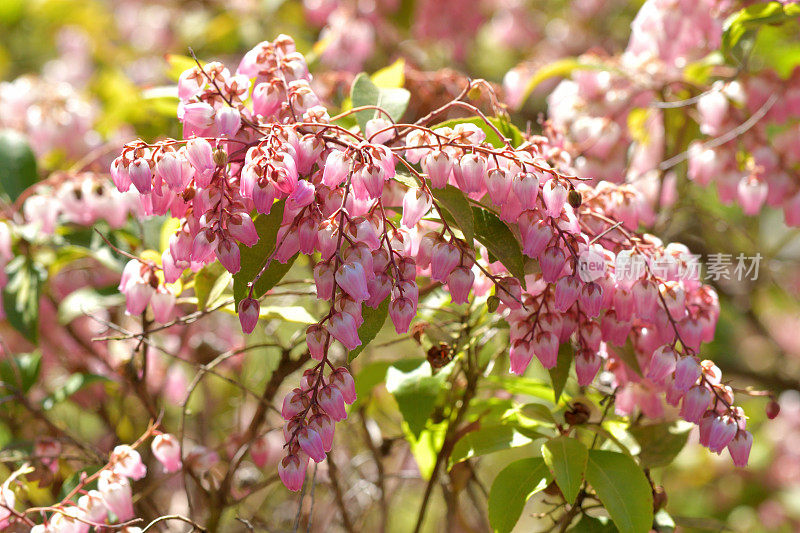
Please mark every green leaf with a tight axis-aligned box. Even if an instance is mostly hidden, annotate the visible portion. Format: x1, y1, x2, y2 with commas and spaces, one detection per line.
348, 298, 390, 362
519, 402, 557, 425
0, 129, 38, 202
569, 515, 617, 532
485, 376, 561, 403
449, 425, 534, 469
58, 288, 125, 324
549, 342, 573, 403
407, 423, 447, 479
629, 422, 691, 468
258, 305, 316, 324
371, 58, 406, 88
0, 352, 41, 393
350, 72, 410, 133
431, 185, 475, 245
488, 457, 552, 533
721, 2, 800, 66
41, 374, 109, 410
541, 436, 588, 504
472, 207, 526, 286
585, 450, 653, 533
352, 360, 392, 408
194, 262, 232, 310
2, 256, 45, 342
386, 360, 445, 438
232, 201, 294, 306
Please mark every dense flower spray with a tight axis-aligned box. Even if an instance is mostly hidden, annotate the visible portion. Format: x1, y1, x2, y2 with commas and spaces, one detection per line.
111, 34, 750, 491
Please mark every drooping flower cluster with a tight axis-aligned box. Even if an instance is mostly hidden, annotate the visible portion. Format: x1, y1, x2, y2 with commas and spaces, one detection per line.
23, 433, 181, 532
112, 35, 750, 491
118, 258, 177, 322
537, 0, 800, 225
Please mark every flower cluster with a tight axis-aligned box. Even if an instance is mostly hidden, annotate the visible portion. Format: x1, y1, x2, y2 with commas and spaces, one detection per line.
21, 433, 181, 532
112, 35, 751, 492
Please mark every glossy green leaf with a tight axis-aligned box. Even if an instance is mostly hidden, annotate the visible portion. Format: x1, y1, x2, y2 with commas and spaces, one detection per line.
348, 298, 390, 362
569, 515, 617, 532
449, 424, 534, 469
2, 256, 45, 342
433, 116, 524, 148
42, 374, 109, 410
722, 2, 800, 65
352, 360, 392, 408
585, 450, 653, 533
472, 206, 526, 285
350, 72, 410, 133
233, 201, 293, 306
519, 402, 557, 425
431, 185, 475, 245
542, 436, 588, 504
194, 262, 232, 310
629, 422, 691, 468
386, 360, 445, 438
0, 129, 38, 202
549, 342, 574, 403
0, 352, 41, 393
488, 457, 552, 533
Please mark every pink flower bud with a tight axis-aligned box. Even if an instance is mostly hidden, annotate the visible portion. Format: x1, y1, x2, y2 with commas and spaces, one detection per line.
179, 102, 215, 128
540, 246, 566, 283
192, 229, 217, 263
308, 414, 335, 452
326, 312, 361, 351
151, 434, 182, 473
673, 356, 700, 392
453, 153, 486, 194
253, 81, 284, 117
129, 158, 152, 194
355, 164, 385, 199
330, 368, 357, 404
447, 266, 474, 304
680, 385, 712, 423
98, 471, 134, 521
520, 215, 553, 258
216, 238, 241, 274
579, 282, 603, 318
576, 349, 602, 386
322, 150, 349, 188
422, 150, 453, 189
532, 331, 559, 369
430, 241, 461, 282
318, 384, 348, 421
306, 324, 327, 360
365, 117, 393, 144
366, 273, 392, 308
737, 176, 767, 215
707, 414, 738, 454
646, 345, 677, 382
350, 218, 381, 251
554, 275, 580, 312
287, 179, 316, 210
111, 157, 132, 192
77, 490, 107, 524
238, 297, 260, 334
402, 188, 432, 228
185, 138, 215, 173
727, 429, 752, 467
298, 426, 327, 463
542, 179, 567, 218
486, 168, 512, 204
632, 279, 658, 320
124, 282, 154, 316
390, 296, 416, 333
215, 106, 241, 136
111, 445, 147, 480
227, 213, 259, 247
314, 262, 335, 300
496, 277, 523, 309
150, 289, 175, 324
509, 339, 534, 375
513, 172, 539, 211
157, 153, 188, 191
697, 91, 728, 136
278, 453, 308, 492
282, 388, 306, 420
336, 262, 370, 302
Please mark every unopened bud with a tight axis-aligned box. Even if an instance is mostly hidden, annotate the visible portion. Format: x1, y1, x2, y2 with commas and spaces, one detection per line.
213, 148, 228, 167
568, 189, 582, 209
766, 399, 780, 419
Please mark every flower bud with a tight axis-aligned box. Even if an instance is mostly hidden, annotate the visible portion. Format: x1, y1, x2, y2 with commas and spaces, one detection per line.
238, 297, 260, 334
151, 434, 182, 473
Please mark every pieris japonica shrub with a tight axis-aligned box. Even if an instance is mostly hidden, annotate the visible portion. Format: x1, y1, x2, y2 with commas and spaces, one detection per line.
1, 2, 798, 532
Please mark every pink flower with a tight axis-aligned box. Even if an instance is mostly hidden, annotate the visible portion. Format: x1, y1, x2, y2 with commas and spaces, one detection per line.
542, 179, 567, 217
389, 296, 416, 333
737, 176, 767, 216
326, 312, 361, 351
238, 298, 260, 334
532, 331, 559, 369
318, 385, 348, 421
579, 282, 603, 318
673, 356, 700, 392
322, 150, 350, 188
446, 266, 474, 304
179, 102, 215, 128
227, 213, 259, 247
150, 289, 175, 324
707, 415, 738, 454
727, 429, 752, 467
282, 388, 307, 420
453, 153, 486, 194
401, 188, 432, 228
335, 262, 370, 302
306, 324, 328, 360
486, 168, 512, 204
509, 339, 534, 375
215, 107, 241, 136
520, 216, 553, 259
298, 426, 326, 463
680, 386, 712, 423
191, 229, 217, 263
430, 241, 460, 282
216, 238, 241, 274
646, 345, 677, 382
576, 349, 602, 386
110, 445, 147, 480
77, 490, 107, 524
512, 172, 539, 210
540, 246, 566, 283
278, 453, 308, 492
330, 367, 356, 404
422, 150, 453, 189
98, 471, 134, 521
151, 434, 182, 473
308, 414, 335, 452
554, 275, 580, 312
128, 158, 152, 194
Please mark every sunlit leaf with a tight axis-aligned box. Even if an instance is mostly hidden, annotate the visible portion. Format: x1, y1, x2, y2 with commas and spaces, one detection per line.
542, 436, 588, 504
488, 457, 552, 533
585, 450, 653, 533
